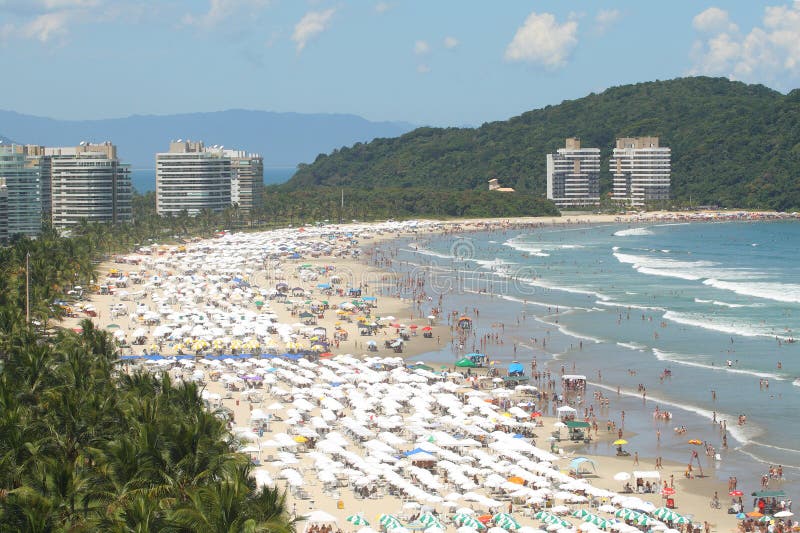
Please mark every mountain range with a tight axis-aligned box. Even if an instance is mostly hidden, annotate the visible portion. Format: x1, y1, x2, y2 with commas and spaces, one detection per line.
284, 76, 800, 211
0, 109, 414, 170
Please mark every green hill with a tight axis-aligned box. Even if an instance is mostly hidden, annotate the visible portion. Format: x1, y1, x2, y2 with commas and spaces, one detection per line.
285, 77, 800, 210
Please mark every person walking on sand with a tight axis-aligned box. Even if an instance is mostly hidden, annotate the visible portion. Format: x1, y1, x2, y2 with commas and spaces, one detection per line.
633, 452, 639, 466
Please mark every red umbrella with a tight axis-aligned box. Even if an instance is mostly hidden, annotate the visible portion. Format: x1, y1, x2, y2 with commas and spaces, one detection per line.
320, 352, 335, 358
422, 326, 432, 331
661, 487, 676, 496
530, 411, 543, 417
730, 490, 744, 497
409, 324, 418, 329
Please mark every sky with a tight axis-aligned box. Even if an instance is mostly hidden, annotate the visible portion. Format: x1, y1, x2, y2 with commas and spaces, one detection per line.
1, 1, 800, 126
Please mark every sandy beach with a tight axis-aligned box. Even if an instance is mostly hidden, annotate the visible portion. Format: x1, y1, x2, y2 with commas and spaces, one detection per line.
56, 212, 798, 533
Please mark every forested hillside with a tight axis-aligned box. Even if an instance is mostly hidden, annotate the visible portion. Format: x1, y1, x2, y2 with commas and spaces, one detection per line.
286, 77, 800, 210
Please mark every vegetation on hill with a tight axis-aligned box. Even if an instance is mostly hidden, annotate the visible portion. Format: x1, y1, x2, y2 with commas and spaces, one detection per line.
285, 77, 800, 210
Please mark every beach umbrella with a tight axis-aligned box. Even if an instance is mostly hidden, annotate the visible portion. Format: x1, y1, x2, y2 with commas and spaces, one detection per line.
735, 514, 747, 520
746, 512, 764, 518
652, 508, 677, 521
774, 511, 794, 518
660, 487, 676, 496
416, 513, 443, 529
729, 490, 743, 497
347, 515, 370, 526
453, 514, 486, 530
672, 517, 692, 525
493, 513, 520, 530
612, 439, 627, 446
688, 439, 702, 445
757, 516, 773, 523
614, 509, 640, 520
613, 472, 630, 481
379, 515, 404, 530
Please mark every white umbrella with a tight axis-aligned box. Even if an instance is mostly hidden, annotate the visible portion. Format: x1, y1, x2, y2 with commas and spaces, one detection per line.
613, 472, 631, 481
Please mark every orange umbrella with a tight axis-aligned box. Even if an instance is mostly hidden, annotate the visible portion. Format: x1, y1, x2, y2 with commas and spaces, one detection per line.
507, 476, 525, 485
747, 512, 764, 518
688, 439, 702, 445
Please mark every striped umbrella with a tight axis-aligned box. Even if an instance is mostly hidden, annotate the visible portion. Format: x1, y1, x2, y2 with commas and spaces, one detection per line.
634, 515, 658, 527
380, 514, 404, 530
586, 516, 611, 528
757, 516, 773, 523
572, 510, 592, 518
673, 516, 692, 525
453, 514, 486, 530
493, 513, 521, 531
652, 508, 678, 521
348, 515, 371, 526
534, 511, 551, 520
416, 513, 444, 529
615, 509, 641, 520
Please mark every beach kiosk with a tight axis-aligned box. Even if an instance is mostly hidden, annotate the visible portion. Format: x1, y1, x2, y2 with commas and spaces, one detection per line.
556, 405, 577, 422
562, 375, 587, 393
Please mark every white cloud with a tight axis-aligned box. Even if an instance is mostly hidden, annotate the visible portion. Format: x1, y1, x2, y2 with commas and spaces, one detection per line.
182, 0, 270, 29
504, 11, 578, 68
693, 7, 738, 33
375, 1, 392, 14
414, 39, 430, 55
594, 8, 620, 34
689, 2, 800, 86
292, 8, 335, 53
417, 64, 430, 74
20, 10, 71, 42
443, 36, 459, 49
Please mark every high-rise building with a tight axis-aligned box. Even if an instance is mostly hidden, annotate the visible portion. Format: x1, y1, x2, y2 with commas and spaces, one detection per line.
156, 141, 232, 216
546, 138, 601, 208
47, 142, 132, 229
226, 150, 263, 215
610, 137, 671, 206
0, 144, 42, 237
0, 178, 8, 243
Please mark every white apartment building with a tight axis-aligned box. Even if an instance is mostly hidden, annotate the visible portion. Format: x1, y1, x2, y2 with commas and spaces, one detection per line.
546, 138, 601, 208
226, 149, 263, 215
610, 137, 671, 206
0, 178, 8, 242
47, 142, 132, 229
0, 144, 42, 237
156, 141, 232, 216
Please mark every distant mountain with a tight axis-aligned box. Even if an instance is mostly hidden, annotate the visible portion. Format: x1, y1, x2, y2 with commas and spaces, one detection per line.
286, 77, 800, 210
0, 109, 414, 172
0, 134, 16, 145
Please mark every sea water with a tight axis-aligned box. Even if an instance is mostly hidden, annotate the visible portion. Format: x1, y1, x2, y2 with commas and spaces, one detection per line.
384, 221, 800, 496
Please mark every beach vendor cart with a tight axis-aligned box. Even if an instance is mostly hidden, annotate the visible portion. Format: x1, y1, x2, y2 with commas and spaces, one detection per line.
566, 420, 592, 443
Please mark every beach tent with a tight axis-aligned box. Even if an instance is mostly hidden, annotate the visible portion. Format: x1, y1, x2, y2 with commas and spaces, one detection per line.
456, 358, 477, 368
569, 457, 597, 476
302, 510, 338, 533
507, 362, 524, 375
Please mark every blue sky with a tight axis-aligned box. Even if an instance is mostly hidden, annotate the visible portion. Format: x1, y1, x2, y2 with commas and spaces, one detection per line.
1, 1, 798, 126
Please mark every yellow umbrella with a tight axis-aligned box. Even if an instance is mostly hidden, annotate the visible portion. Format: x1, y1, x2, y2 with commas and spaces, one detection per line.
293, 435, 308, 443
613, 439, 628, 445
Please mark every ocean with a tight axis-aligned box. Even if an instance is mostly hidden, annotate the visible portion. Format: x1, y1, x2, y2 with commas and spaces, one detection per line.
130, 167, 296, 193
381, 221, 800, 496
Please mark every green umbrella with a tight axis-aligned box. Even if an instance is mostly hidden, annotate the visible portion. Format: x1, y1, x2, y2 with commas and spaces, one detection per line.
379, 515, 403, 530
106, 324, 120, 329
572, 510, 591, 518
452, 514, 485, 530
615, 509, 641, 520
415, 512, 443, 529
493, 513, 520, 530
254, 300, 264, 306
673, 516, 692, 525
455, 357, 477, 368
653, 507, 679, 521
757, 516, 773, 523
347, 515, 370, 526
